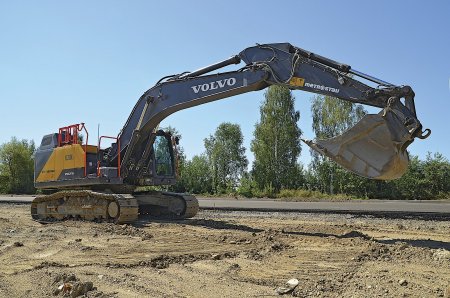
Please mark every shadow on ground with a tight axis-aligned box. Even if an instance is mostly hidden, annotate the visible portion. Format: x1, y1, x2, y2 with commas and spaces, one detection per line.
376, 238, 450, 250
134, 215, 263, 233
282, 229, 450, 250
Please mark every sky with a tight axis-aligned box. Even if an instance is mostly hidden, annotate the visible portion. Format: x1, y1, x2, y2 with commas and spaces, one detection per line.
1, 1, 449, 168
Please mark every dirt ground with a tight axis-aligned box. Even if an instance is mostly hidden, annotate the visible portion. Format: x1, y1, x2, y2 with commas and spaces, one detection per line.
0, 204, 448, 298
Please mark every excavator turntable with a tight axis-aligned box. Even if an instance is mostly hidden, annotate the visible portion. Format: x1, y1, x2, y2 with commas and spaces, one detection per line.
32, 42, 430, 223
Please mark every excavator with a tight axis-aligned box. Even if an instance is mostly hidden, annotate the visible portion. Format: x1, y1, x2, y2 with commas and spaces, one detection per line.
32, 43, 430, 223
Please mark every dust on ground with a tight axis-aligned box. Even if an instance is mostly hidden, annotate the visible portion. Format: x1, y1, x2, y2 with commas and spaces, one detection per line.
0, 204, 448, 297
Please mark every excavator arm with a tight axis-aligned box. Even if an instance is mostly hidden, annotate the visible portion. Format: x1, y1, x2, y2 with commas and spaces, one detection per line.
113, 43, 430, 183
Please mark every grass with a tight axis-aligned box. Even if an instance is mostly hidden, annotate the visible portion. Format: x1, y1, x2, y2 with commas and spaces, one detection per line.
276, 189, 361, 201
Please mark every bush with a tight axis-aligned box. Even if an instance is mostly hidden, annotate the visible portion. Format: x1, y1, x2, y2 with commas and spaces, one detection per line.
277, 188, 358, 201
237, 175, 257, 198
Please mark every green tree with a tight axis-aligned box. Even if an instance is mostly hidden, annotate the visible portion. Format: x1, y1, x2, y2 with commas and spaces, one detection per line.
309, 95, 368, 194
182, 154, 213, 194
0, 137, 35, 194
390, 155, 428, 199
251, 85, 303, 192
392, 153, 450, 199
311, 95, 366, 140
237, 173, 258, 198
423, 152, 450, 196
204, 123, 248, 193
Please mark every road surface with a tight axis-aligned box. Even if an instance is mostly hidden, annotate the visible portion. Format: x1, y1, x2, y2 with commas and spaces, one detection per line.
198, 197, 450, 214
0, 195, 449, 217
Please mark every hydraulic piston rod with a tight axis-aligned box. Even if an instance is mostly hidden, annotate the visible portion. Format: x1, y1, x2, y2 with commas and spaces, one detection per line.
349, 69, 395, 87
180, 55, 241, 79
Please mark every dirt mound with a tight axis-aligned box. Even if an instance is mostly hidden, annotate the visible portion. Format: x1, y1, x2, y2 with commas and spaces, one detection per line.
340, 230, 371, 239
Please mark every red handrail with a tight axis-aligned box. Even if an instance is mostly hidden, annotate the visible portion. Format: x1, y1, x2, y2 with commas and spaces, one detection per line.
58, 124, 79, 147
97, 136, 121, 178
58, 123, 88, 177
78, 123, 88, 177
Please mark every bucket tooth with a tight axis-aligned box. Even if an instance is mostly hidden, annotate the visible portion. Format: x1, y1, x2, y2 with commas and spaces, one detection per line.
303, 113, 409, 180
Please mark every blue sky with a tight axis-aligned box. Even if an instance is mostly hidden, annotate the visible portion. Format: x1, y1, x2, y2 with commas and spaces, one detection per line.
1, 1, 449, 168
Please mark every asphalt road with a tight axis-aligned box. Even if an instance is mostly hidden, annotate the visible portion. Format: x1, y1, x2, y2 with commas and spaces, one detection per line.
0, 195, 449, 218
198, 197, 450, 217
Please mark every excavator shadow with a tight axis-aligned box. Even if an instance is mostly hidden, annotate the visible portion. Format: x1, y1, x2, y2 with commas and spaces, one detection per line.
289, 210, 449, 221
375, 238, 450, 250
132, 215, 263, 233
282, 230, 449, 250
179, 218, 264, 233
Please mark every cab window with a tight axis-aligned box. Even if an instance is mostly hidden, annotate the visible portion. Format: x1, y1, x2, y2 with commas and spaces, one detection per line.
153, 135, 174, 176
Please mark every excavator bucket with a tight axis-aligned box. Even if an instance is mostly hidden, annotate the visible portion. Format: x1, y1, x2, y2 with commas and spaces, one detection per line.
303, 112, 410, 180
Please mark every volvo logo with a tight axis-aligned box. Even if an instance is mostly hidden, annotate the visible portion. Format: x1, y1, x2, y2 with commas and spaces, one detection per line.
191, 78, 237, 94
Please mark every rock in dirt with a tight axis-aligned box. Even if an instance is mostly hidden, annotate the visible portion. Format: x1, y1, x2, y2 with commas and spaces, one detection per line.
53, 273, 77, 284
53, 282, 73, 296
270, 241, 290, 252
211, 253, 222, 260
80, 246, 93, 251
70, 281, 94, 297
13, 241, 23, 247
276, 278, 299, 295
51, 273, 94, 297
53, 281, 94, 297
399, 279, 408, 286
246, 249, 264, 260
141, 234, 153, 241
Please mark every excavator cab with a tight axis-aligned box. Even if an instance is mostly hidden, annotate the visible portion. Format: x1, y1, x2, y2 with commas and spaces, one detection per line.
120, 129, 179, 187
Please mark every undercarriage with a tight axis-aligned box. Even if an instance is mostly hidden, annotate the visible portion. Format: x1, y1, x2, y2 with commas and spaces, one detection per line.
31, 190, 199, 224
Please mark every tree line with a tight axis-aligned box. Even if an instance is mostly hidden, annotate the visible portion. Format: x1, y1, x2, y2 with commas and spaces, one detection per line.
1, 86, 449, 199
170, 86, 449, 200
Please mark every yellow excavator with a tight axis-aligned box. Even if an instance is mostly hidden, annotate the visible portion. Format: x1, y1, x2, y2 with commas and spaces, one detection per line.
32, 43, 430, 223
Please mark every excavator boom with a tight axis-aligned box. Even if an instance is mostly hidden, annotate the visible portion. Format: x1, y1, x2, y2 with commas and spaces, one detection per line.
115, 43, 429, 181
